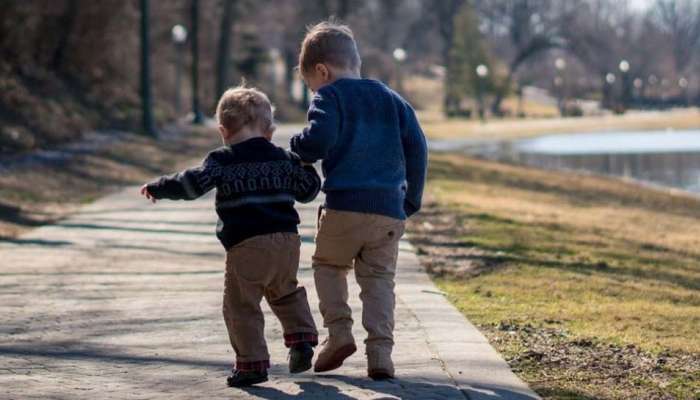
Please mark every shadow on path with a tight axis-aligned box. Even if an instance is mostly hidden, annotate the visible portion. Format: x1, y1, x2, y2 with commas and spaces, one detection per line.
0, 343, 229, 370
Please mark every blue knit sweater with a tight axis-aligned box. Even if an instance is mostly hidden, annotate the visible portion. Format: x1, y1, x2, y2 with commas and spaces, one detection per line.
290, 78, 427, 220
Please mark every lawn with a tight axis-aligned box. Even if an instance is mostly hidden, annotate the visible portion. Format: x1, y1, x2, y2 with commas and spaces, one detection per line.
408, 153, 700, 399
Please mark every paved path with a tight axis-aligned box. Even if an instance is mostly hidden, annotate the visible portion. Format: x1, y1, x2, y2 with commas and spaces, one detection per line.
0, 131, 539, 400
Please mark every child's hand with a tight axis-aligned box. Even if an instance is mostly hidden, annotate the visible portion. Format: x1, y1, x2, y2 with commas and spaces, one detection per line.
140, 184, 157, 203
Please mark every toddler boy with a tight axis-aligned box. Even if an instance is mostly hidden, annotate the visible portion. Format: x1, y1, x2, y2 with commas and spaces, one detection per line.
141, 86, 320, 387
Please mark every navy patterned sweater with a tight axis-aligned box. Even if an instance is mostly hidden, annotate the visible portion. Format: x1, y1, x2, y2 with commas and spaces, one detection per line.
146, 137, 321, 249
290, 78, 428, 220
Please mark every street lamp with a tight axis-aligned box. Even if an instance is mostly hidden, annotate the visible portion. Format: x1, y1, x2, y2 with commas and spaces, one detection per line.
679, 77, 689, 106
554, 58, 566, 115
605, 73, 616, 84
393, 48, 406, 93
475, 64, 489, 121
171, 24, 188, 116
618, 60, 630, 73
633, 77, 643, 98
618, 60, 631, 107
554, 58, 566, 71
393, 48, 406, 62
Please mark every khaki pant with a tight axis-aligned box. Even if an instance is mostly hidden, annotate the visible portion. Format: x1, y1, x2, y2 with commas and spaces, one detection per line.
312, 208, 405, 354
223, 232, 317, 371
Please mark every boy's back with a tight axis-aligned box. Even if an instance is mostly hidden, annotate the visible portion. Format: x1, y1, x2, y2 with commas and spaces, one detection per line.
291, 78, 427, 220
147, 137, 320, 249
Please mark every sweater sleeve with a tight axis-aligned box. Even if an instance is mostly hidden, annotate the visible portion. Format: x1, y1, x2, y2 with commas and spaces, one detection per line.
290, 86, 340, 163
400, 102, 428, 217
294, 164, 322, 204
146, 154, 219, 200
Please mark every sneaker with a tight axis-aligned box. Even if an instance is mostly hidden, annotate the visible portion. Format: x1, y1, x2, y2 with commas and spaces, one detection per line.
313, 334, 357, 373
288, 342, 314, 374
226, 369, 268, 387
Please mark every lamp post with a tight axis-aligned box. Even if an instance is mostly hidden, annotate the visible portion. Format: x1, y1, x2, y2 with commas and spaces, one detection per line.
393, 48, 406, 94
190, 0, 203, 124
633, 77, 643, 100
619, 59, 630, 108
603, 72, 616, 109
678, 77, 689, 106
171, 24, 187, 116
554, 57, 566, 115
476, 64, 489, 122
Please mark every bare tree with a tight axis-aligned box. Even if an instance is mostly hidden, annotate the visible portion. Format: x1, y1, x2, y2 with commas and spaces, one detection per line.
477, 0, 572, 114
653, 0, 700, 76
424, 0, 466, 113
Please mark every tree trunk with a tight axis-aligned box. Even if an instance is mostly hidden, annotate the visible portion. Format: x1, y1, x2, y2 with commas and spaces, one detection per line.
215, 0, 235, 102
139, 0, 156, 135
284, 48, 296, 100
337, 0, 351, 20
190, 0, 203, 124
50, 0, 78, 71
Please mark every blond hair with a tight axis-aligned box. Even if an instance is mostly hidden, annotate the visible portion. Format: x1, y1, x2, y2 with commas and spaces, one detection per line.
215, 85, 274, 134
299, 20, 361, 74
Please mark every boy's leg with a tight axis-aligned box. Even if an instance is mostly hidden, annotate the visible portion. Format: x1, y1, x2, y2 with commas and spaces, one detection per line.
312, 208, 364, 371
354, 215, 405, 379
223, 242, 272, 374
263, 233, 318, 346
264, 232, 318, 373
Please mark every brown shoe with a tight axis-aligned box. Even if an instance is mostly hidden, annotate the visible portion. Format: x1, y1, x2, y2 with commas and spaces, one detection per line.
367, 348, 394, 380
313, 334, 356, 373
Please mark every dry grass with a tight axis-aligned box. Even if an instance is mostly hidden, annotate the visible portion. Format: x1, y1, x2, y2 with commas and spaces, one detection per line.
419, 108, 700, 140
408, 152, 700, 399
0, 125, 219, 238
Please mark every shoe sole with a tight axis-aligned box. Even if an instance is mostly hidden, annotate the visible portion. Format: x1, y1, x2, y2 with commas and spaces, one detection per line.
368, 369, 394, 380
313, 343, 357, 373
227, 375, 269, 387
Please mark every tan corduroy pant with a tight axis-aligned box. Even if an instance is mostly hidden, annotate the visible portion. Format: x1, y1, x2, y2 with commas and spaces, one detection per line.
312, 208, 405, 354
223, 232, 317, 371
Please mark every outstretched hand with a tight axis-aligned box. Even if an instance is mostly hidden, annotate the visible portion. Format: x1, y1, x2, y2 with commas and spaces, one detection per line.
140, 184, 157, 203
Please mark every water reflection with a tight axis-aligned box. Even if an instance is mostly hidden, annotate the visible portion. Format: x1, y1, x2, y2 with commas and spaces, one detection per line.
462, 130, 700, 195
513, 151, 700, 193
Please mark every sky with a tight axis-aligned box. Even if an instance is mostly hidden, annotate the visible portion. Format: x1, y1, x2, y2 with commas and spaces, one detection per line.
629, 0, 655, 12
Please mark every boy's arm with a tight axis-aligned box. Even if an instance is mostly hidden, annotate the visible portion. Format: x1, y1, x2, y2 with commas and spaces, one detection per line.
145, 155, 219, 201
400, 103, 428, 217
290, 86, 340, 163
291, 156, 322, 204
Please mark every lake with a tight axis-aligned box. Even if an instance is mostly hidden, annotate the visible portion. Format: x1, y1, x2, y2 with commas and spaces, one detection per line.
433, 130, 700, 195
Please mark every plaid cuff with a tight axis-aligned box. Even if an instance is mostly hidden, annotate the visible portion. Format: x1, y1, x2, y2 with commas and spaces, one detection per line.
284, 332, 319, 348
235, 359, 270, 372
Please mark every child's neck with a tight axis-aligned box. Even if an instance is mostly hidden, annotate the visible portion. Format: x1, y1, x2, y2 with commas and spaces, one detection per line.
329, 68, 361, 83
225, 128, 267, 146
